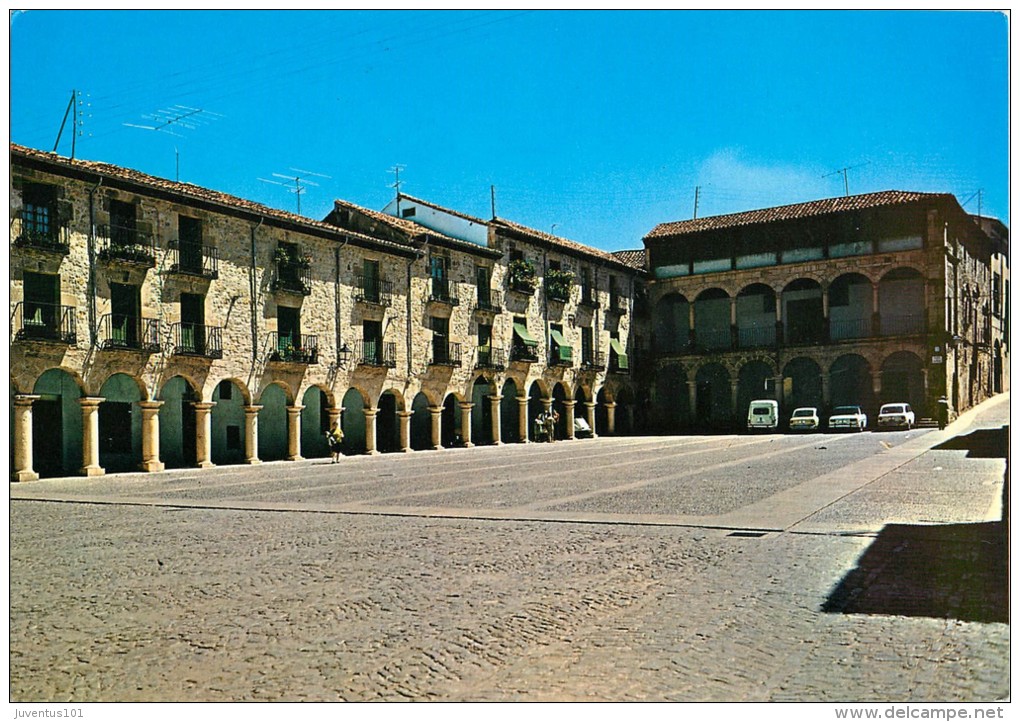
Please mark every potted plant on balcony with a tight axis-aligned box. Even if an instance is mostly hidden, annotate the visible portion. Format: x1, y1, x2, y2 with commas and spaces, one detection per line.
273, 247, 290, 266
507, 258, 538, 293
545, 268, 573, 302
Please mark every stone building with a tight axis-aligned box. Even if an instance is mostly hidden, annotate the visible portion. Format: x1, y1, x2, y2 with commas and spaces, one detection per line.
9, 144, 646, 480
643, 191, 1009, 430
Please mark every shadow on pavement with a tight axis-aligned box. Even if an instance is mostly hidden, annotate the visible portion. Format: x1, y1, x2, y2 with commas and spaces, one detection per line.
822, 425, 1008, 624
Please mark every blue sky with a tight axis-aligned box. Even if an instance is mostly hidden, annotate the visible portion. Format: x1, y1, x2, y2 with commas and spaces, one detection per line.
10, 10, 1009, 251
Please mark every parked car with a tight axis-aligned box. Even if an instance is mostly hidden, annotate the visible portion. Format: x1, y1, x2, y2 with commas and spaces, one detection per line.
828, 405, 868, 432
788, 406, 820, 432
747, 399, 780, 432
573, 416, 594, 439
877, 403, 915, 430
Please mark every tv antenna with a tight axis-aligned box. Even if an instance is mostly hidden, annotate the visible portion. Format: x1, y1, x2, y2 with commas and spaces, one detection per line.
124, 105, 221, 181
259, 168, 331, 215
389, 164, 406, 215
823, 162, 870, 197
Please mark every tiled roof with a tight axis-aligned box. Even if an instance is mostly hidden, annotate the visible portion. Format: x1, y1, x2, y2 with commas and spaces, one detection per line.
10, 143, 409, 252
612, 249, 646, 271
644, 190, 954, 240
490, 217, 632, 269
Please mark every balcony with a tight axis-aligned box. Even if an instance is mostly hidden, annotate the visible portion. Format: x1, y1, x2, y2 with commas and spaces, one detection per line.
430, 340, 462, 367
168, 240, 219, 279
14, 211, 68, 256
737, 325, 777, 348
510, 345, 539, 363
608, 295, 627, 315
355, 339, 396, 368
881, 314, 925, 336
695, 328, 733, 351
829, 317, 873, 341
476, 346, 507, 371
475, 288, 503, 314
608, 354, 630, 374
581, 350, 606, 371
428, 281, 460, 307
354, 275, 392, 307
272, 260, 312, 296
13, 302, 77, 344
267, 332, 319, 364
97, 225, 156, 268
100, 314, 160, 352
546, 284, 571, 303
171, 322, 223, 359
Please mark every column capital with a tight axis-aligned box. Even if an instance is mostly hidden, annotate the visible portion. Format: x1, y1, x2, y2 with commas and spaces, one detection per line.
192, 402, 216, 412
139, 400, 164, 411
397, 410, 414, 419
79, 396, 106, 409
363, 407, 379, 417
489, 395, 503, 403
458, 401, 474, 410
286, 404, 306, 413
14, 394, 41, 407
244, 404, 264, 414
516, 395, 529, 403
603, 401, 617, 409
562, 399, 576, 408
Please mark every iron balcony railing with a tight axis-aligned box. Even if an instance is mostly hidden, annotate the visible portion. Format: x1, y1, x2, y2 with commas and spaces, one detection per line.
737, 325, 777, 348
476, 345, 507, 371
100, 314, 161, 352
881, 314, 925, 336
829, 317, 873, 340
430, 340, 462, 366
510, 344, 539, 363
546, 284, 571, 303
476, 287, 503, 313
14, 210, 68, 255
354, 275, 393, 306
429, 280, 460, 306
97, 225, 156, 267
655, 337, 691, 355
581, 349, 606, 371
171, 322, 223, 358
13, 302, 77, 344
609, 352, 629, 374
355, 339, 397, 368
168, 240, 219, 279
272, 260, 313, 296
786, 324, 826, 345
267, 331, 318, 364
696, 327, 733, 351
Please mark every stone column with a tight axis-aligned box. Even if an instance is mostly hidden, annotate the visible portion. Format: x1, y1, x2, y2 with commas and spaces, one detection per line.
563, 399, 576, 440
79, 397, 105, 477
244, 405, 263, 464
12, 395, 40, 482
327, 406, 343, 430
398, 411, 413, 452
584, 401, 597, 438
363, 407, 380, 455
730, 379, 740, 423
193, 402, 215, 468
489, 394, 503, 445
458, 402, 474, 448
688, 303, 696, 346
286, 404, 304, 461
516, 395, 530, 442
821, 373, 831, 407
139, 400, 165, 472
604, 401, 617, 435
428, 406, 444, 450
773, 375, 785, 408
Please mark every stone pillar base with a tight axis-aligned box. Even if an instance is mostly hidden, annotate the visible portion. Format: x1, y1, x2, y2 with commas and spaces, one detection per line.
196, 461, 215, 469
288, 454, 304, 462
80, 466, 105, 477
491, 440, 503, 446
12, 470, 39, 482
463, 441, 475, 449
140, 461, 165, 473
244, 458, 263, 465
365, 450, 381, 456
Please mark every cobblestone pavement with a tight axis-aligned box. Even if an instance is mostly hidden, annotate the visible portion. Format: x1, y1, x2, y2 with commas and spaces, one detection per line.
10, 395, 1009, 702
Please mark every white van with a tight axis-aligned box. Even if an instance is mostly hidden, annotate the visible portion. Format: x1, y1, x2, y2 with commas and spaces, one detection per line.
747, 399, 780, 431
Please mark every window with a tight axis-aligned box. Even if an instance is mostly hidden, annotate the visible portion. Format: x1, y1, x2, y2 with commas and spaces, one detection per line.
478, 323, 492, 348
278, 306, 301, 348
218, 380, 233, 400
510, 248, 524, 263
178, 216, 203, 272
430, 255, 452, 300
581, 326, 594, 362
401, 207, 416, 218
476, 265, 492, 306
109, 283, 141, 346
109, 200, 136, 246
363, 259, 381, 301
363, 320, 383, 363
22, 183, 57, 239
549, 259, 561, 272
432, 316, 449, 363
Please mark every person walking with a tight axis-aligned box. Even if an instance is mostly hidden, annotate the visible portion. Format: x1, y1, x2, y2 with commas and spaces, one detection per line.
936, 396, 950, 430
325, 420, 344, 463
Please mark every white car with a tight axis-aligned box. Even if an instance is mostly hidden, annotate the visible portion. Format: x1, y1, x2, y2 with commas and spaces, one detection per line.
828, 405, 868, 432
788, 407, 820, 432
877, 403, 915, 430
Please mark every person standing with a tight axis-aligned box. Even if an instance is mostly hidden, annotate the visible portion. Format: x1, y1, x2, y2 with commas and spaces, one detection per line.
326, 420, 344, 463
936, 396, 950, 430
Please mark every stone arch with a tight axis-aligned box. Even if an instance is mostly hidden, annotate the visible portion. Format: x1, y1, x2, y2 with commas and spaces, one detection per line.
736, 283, 778, 348
257, 382, 291, 461
737, 360, 777, 422
376, 388, 403, 453
31, 368, 84, 477
441, 392, 461, 447
654, 292, 691, 354
782, 357, 824, 412
880, 351, 926, 413
256, 378, 296, 406
500, 378, 521, 443
97, 372, 145, 473
301, 384, 334, 459
526, 380, 545, 441
695, 362, 732, 429
341, 387, 367, 455
161, 376, 200, 469
211, 378, 247, 466
783, 277, 824, 345
410, 392, 432, 451
829, 354, 875, 413
829, 272, 874, 340
694, 287, 731, 351
878, 267, 925, 335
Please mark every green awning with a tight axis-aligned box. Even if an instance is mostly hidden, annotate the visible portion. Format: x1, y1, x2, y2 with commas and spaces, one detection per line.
549, 329, 573, 362
513, 322, 538, 347
609, 338, 629, 370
